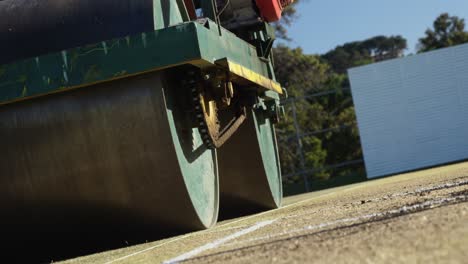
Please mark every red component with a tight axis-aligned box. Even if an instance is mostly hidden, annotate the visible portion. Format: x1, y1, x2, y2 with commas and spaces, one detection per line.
255, 0, 294, 22
184, 0, 197, 20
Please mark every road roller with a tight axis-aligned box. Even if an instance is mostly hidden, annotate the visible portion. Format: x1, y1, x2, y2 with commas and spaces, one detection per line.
0, 0, 291, 261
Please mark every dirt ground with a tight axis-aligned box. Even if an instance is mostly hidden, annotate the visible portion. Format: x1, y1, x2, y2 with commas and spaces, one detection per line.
63, 162, 468, 264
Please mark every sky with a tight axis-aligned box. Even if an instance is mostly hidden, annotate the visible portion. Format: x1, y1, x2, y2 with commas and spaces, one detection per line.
285, 0, 468, 55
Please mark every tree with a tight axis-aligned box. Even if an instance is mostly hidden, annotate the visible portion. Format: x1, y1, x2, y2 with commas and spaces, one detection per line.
274, 45, 328, 97
274, 45, 364, 185
418, 13, 468, 52
273, 46, 331, 179
273, 0, 300, 40
273, 9, 401, 189
322, 35, 407, 74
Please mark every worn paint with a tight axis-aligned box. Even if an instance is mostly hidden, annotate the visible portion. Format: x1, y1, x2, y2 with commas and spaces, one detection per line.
216, 59, 283, 94
0, 21, 279, 106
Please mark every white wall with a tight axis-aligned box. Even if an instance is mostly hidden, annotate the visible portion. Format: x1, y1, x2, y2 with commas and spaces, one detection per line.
349, 43, 468, 179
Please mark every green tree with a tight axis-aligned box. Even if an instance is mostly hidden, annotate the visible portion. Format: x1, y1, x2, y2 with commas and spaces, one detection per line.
273, 46, 330, 179
273, 11, 408, 190
274, 45, 365, 186
273, 0, 300, 40
274, 45, 328, 97
322, 35, 407, 74
418, 13, 468, 52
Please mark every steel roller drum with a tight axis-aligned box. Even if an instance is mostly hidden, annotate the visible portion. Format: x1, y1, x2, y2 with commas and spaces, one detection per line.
0, 72, 219, 261
218, 107, 282, 217
0, 0, 156, 65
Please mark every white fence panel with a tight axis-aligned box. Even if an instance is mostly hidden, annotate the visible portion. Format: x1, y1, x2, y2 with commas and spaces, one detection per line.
349, 44, 468, 178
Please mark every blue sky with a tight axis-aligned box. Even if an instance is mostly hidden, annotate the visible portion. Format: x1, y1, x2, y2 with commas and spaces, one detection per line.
285, 0, 468, 55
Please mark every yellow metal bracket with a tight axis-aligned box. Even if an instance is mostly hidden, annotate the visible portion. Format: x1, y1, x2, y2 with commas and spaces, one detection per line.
215, 59, 283, 94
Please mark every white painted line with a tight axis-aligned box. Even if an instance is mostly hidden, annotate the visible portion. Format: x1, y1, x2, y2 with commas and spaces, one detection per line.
162, 219, 276, 264
224, 194, 468, 248
102, 178, 468, 263
104, 215, 274, 264
105, 177, 466, 263
104, 234, 192, 264
104, 184, 342, 264
277, 178, 468, 222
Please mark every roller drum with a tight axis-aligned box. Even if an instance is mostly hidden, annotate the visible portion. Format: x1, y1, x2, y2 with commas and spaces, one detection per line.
0, 72, 219, 261
0, 0, 155, 65
218, 108, 282, 217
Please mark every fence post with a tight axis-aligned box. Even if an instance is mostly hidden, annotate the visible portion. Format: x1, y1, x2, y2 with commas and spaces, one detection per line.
290, 99, 310, 192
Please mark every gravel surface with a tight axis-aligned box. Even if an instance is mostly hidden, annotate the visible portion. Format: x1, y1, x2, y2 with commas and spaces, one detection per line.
63, 162, 468, 264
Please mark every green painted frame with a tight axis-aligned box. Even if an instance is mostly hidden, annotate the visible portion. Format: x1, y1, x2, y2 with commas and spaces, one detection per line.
0, 20, 277, 106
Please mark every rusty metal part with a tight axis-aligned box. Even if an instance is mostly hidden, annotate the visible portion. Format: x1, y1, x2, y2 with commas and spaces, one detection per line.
190, 73, 247, 149
220, 81, 235, 107
214, 106, 247, 148
215, 59, 283, 94
192, 81, 221, 147
184, 0, 198, 19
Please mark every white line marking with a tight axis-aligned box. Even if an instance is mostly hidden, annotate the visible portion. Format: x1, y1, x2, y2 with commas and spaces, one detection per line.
223, 194, 468, 248
277, 178, 468, 222
104, 234, 192, 264
100, 177, 468, 263
104, 216, 274, 264
355, 178, 468, 206
106, 182, 366, 263
162, 219, 276, 264
105, 178, 467, 263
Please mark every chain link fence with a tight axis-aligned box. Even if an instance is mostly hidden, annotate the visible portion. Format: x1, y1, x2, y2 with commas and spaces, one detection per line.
276, 88, 367, 195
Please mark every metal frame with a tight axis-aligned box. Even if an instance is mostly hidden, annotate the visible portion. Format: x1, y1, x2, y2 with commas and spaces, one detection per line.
0, 19, 280, 106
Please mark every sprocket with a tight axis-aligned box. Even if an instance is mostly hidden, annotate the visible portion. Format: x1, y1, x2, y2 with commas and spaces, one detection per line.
191, 83, 220, 149
186, 72, 248, 149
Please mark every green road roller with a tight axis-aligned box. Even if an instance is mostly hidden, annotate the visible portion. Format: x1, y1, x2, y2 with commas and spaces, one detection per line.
0, 0, 292, 261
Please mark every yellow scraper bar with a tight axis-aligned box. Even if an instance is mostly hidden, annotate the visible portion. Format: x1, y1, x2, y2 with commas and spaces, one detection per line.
215, 59, 283, 94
